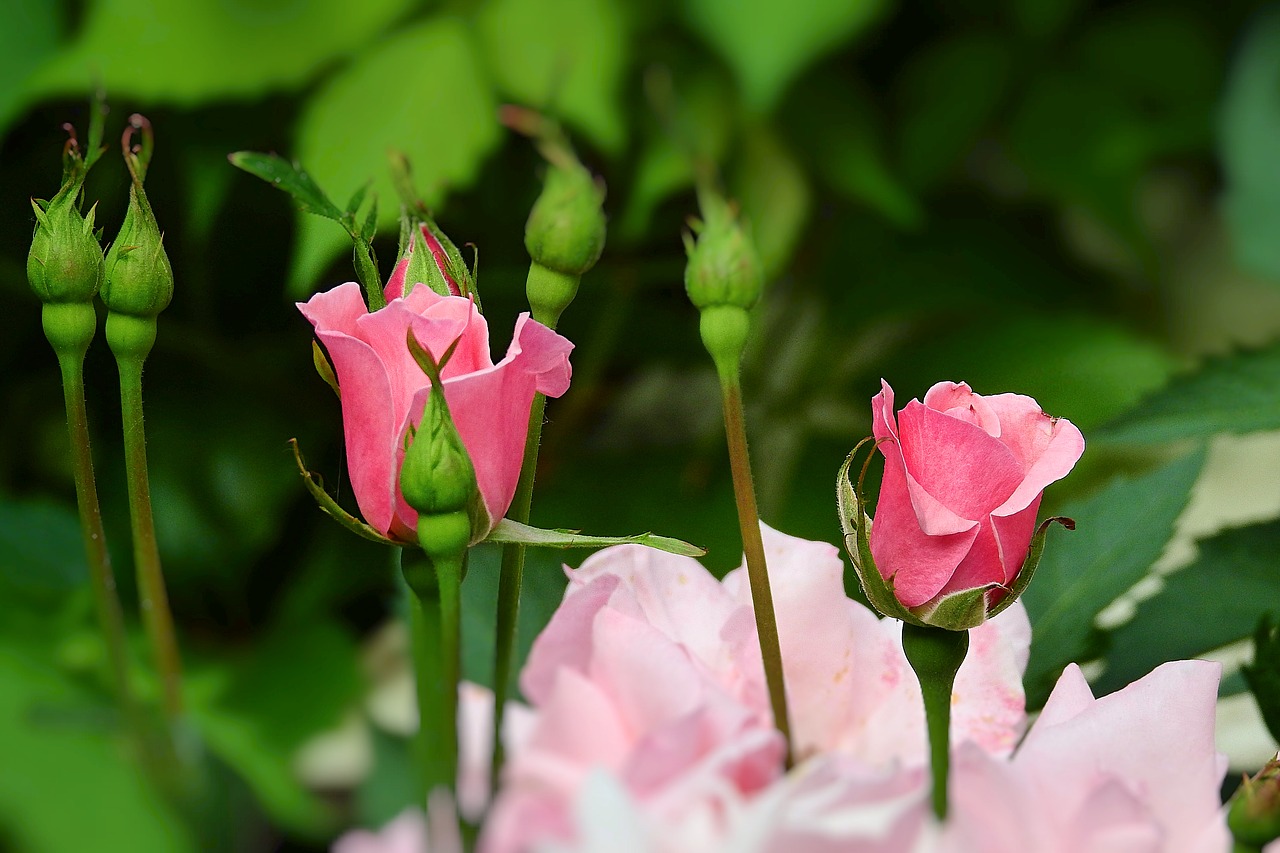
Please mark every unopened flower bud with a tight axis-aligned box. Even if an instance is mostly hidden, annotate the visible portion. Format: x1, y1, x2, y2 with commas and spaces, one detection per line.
400, 387, 485, 557
28, 194, 103, 306
524, 159, 606, 278
1230, 756, 1280, 847
101, 183, 173, 321
684, 194, 763, 313
392, 218, 474, 300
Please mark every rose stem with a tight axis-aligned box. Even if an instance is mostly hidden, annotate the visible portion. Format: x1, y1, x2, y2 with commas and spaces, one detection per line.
401, 546, 464, 796
112, 340, 184, 720
490, 263, 576, 791
54, 340, 137, 723
900, 623, 969, 819
718, 367, 794, 766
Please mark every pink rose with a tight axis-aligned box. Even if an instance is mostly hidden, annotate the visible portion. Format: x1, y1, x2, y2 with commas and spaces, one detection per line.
298, 253, 573, 542
869, 380, 1085, 614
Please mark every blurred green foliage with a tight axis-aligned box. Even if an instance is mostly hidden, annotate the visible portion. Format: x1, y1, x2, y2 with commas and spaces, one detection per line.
4, 0, 1280, 849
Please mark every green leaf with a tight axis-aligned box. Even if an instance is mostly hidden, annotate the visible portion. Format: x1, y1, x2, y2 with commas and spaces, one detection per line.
228, 152, 345, 222
0, 650, 194, 852
1245, 615, 1280, 743
486, 518, 705, 557
1022, 448, 1206, 707
477, 0, 629, 152
893, 30, 1013, 190
682, 0, 889, 114
290, 18, 500, 297
1222, 8, 1280, 282
0, 498, 86, 595
733, 127, 811, 278
190, 619, 364, 837
786, 81, 921, 229
1096, 520, 1280, 698
0, 0, 62, 134
1099, 342, 1280, 443
23, 0, 413, 104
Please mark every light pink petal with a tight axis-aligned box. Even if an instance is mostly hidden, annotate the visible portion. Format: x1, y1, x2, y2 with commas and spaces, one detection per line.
942, 744, 1042, 853
870, 445, 979, 607
394, 314, 573, 530
871, 379, 898, 444
1015, 660, 1226, 852
1067, 780, 1162, 853
931, 521, 1004, 598
897, 400, 1023, 519
520, 574, 619, 704
949, 602, 1030, 757
994, 413, 1085, 517
989, 497, 1041, 587
572, 544, 740, 675
923, 381, 1001, 438
298, 285, 401, 537
457, 683, 494, 821
332, 809, 431, 853
521, 667, 633, 775
587, 607, 709, 733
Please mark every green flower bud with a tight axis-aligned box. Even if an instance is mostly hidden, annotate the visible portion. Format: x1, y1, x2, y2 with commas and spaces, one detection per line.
27, 194, 104, 306
102, 116, 173, 323
400, 387, 486, 556
395, 218, 474, 300
102, 183, 173, 320
524, 159, 606, 277
1230, 756, 1280, 847
684, 194, 763, 313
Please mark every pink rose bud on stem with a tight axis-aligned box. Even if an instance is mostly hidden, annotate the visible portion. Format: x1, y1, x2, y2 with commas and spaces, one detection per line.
1230, 755, 1280, 850
399, 328, 482, 800
27, 100, 136, 733
491, 120, 605, 787
837, 379, 1084, 819
683, 185, 794, 766
100, 114, 184, 724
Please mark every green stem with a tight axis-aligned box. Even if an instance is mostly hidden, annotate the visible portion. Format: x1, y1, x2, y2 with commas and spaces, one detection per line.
718, 371, 793, 765
54, 347, 135, 717
114, 349, 184, 719
491, 270, 575, 791
402, 548, 463, 796
900, 623, 969, 820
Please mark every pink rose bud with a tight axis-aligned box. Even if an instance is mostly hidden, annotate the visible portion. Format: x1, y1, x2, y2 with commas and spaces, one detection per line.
852, 380, 1084, 630
391, 218, 473, 301
299, 267, 573, 544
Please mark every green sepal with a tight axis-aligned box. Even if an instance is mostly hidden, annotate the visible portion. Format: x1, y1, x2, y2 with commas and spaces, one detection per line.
346, 182, 371, 218
311, 341, 340, 399
909, 585, 1000, 631
289, 438, 395, 546
836, 440, 928, 627
484, 518, 706, 557
986, 516, 1075, 619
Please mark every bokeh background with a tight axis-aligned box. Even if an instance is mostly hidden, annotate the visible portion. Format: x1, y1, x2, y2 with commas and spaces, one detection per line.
2, 0, 1280, 849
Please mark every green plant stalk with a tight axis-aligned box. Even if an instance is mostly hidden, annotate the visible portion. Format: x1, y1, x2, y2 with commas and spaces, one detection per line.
718, 370, 793, 765
491, 265, 576, 789
116, 353, 184, 718
55, 347, 135, 715
901, 623, 969, 820
403, 548, 464, 796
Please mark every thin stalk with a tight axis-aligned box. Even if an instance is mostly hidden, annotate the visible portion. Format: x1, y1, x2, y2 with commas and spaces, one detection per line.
901, 623, 969, 820
116, 353, 183, 718
719, 371, 793, 765
402, 548, 464, 796
56, 349, 135, 715
491, 273, 571, 790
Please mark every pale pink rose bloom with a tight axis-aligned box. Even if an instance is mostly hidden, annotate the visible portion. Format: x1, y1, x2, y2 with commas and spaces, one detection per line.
939, 661, 1229, 853
870, 380, 1085, 610
484, 525, 1029, 852
298, 267, 572, 542
333, 792, 461, 853
721, 525, 1031, 766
